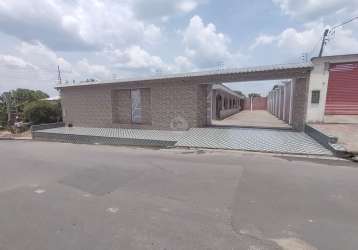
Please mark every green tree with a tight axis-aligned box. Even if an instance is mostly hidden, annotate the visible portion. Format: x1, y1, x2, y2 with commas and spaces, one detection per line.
0, 89, 50, 124
23, 100, 62, 125
0, 104, 6, 128
11, 88, 49, 114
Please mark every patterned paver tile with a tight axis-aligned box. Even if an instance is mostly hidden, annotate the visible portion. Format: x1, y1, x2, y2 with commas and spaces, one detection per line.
175, 128, 332, 155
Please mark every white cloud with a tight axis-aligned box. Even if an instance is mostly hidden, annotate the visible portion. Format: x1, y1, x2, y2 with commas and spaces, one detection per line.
75, 59, 111, 80
132, 0, 201, 20
174, 56, 195, 72
0, 0, 91, 51
109, 45, 171, 73
0, 41, 114, 94
18, 41, 72, 72
0, 55, 37, 70
273, 0, 358, 20
325, 28, 358, 55
182, 15, 241, 68
176, 0, 198, 13
249, 21, 358, 57
17, 41, 114, 81
0, 0, 162, 51
250, 35, 276, 50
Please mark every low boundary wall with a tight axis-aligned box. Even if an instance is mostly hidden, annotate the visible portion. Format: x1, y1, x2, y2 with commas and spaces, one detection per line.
31, 122, 65, 132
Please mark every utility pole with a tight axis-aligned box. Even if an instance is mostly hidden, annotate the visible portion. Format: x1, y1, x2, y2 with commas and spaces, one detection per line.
57, 65, 62, 85
5, 93, 11, 127
318, 29, 329, 57
301, 53, 308, 63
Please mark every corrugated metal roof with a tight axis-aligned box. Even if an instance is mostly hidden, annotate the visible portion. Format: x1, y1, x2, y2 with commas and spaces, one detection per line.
212, 84, 241, 97
56, 62, 313, 89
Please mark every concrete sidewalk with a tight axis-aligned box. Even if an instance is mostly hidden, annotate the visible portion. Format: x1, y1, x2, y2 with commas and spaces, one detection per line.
310, 123, 358, 154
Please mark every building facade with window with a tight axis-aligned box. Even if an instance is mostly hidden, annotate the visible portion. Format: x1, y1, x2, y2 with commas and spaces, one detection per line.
306, 54, 358, 123
57, 63, 316, 131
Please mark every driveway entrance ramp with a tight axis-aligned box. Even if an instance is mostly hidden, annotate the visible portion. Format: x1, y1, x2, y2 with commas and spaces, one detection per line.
33, 127, 184, 147
175, 128, 332, 155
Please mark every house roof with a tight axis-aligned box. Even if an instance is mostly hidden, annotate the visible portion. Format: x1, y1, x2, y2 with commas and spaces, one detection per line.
56, 62, 313, 89
311, 54, 358, 63
212, 84, 241, 97
42, 96, 60, 101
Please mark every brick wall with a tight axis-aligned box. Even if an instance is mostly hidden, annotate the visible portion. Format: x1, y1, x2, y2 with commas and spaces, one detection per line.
140, 88, 152, 125
111, 89, 131, 124
61, 81, 207, 130
61, 85, 113, 127
291, 77, 309, 131
243, 97, 267, 110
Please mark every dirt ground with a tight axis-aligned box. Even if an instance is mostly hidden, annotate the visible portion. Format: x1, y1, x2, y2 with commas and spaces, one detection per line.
0, 129, 32, 139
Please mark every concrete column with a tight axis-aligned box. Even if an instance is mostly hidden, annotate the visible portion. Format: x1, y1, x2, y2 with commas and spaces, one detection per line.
283, 85, 286, 121
291, 77, 309, 131
206, 84, 213, 126
211, 90, 217, 121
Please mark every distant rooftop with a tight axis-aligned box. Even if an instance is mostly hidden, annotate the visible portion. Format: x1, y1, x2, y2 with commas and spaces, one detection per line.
56, 62, 313, 89
43, 96, 60, 101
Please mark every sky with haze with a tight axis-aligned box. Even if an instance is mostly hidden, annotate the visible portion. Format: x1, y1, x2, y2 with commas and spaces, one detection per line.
0, 0, 357, 96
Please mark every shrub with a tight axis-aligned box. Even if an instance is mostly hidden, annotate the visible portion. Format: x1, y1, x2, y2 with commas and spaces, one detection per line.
23, 100, 62, 125
0, 109, 7, 128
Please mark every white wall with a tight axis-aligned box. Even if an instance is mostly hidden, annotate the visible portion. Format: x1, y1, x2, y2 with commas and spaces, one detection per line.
306, 60, 329, 123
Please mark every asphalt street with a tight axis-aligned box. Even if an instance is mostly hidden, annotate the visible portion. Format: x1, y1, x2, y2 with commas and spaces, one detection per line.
0, 140, 357, 250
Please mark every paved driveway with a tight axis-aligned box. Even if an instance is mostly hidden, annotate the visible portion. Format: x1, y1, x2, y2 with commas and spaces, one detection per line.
0, 141, 357, 250
212, 110, 291, 129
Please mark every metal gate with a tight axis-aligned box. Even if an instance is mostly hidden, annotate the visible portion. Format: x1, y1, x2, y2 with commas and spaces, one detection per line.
325, 62, 358, 115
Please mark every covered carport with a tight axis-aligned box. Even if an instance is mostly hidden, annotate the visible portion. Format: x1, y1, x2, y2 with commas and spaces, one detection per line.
50, 62, 328, 154
197, 63, 312, 131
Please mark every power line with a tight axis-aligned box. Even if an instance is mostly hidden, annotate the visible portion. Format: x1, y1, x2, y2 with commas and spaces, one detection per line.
317, 16, 358, 57
331, 16, 358, 30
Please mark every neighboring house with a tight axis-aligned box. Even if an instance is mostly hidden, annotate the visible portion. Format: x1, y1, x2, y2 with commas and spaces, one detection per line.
42, 96, 61, 103
306, 54, 358, 123
212, 84, 242, 120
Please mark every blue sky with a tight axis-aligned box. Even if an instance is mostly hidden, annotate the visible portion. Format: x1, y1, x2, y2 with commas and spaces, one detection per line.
0, 0, 357, 96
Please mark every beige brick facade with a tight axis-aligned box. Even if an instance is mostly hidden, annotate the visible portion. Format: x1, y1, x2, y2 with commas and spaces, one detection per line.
61, 81, 209, 130
59, 65, 312, 131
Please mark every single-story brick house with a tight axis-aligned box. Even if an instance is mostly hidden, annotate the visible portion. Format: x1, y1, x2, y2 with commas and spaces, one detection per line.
57, 63, 314, 131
